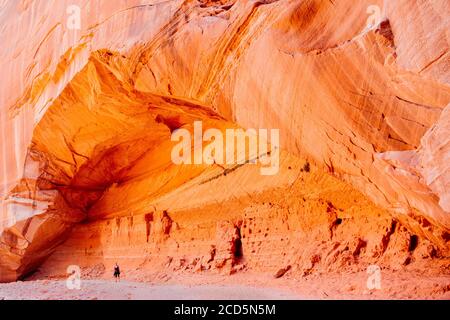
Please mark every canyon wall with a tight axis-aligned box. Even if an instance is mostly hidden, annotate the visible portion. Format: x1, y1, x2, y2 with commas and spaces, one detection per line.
0, 0, 449, 282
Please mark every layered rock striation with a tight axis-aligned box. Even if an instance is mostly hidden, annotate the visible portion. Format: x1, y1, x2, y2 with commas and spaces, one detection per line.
0, 0, 449, 282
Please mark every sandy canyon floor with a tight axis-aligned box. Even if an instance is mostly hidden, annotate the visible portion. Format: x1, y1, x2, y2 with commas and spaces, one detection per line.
1, 269, 449, 300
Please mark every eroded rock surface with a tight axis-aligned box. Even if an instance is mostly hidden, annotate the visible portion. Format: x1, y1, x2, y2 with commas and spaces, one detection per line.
0, 0, 449, 283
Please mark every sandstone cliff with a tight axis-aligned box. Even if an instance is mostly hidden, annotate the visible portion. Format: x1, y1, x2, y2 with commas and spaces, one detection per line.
0, 0, 449, 285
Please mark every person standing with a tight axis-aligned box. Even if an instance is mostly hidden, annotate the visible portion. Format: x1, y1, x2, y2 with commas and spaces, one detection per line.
113, 263, 121, 282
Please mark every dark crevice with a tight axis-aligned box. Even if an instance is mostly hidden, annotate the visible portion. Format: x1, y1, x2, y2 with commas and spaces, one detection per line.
408, 235, 419, 252
233, 226, 243, 261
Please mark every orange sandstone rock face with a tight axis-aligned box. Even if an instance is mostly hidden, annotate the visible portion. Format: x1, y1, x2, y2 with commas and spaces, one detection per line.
0, 0, 449, 285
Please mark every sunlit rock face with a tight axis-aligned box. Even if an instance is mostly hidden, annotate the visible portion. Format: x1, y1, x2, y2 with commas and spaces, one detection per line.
0, 0, 449, 282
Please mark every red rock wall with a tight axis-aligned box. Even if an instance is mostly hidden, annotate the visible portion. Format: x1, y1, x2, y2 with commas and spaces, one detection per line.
34, 163, 449, 281
1, 0, 449, 282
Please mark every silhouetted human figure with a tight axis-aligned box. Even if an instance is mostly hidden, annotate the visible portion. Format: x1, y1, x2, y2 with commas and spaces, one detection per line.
114, 263, 121, 282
